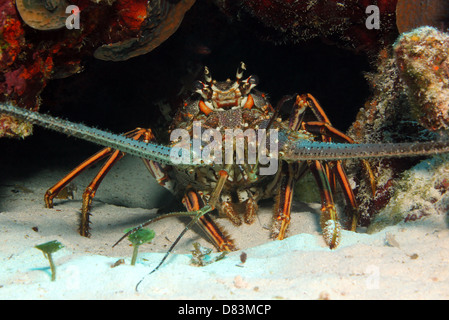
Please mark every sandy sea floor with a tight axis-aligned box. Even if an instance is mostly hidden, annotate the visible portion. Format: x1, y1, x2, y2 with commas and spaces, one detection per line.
1, 132, 449, 300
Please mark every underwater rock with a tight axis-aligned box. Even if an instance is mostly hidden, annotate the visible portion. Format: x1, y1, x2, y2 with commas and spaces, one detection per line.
396, 0, 449, 34
368, 154, 449, 233
94, 0, 196, 61
347, 27, 449, 227
348, 27, 449, 142
348, 47, 410, 145
213, 0, 399, 55
394, 27, 449, 132
15, 0, 70, 31
346, 46, 422, 225
363, 27, 449, 232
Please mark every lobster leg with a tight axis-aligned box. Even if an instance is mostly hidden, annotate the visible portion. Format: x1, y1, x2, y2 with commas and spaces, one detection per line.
239, 189, 258, 225
308, 160, 341, 248
301, 95, 376, 196
301, 94, 350, 188
303, 121, 351, 194
218, 189, 258, 226
44, 147, 115, 209
300, 94, 375, 224
331, 160, 359, 231
272, 161, 297, 240
182, 190, 236, 252
80, 149, 124, 236
299, 93, 331, 123
45, 128, 156, 237
303, 121, 355, 143
272, 94, 347, 247
296, 94, 339, 194
271, 95, 313, 240
219, 192, 242, 226
302, 120, 376, 226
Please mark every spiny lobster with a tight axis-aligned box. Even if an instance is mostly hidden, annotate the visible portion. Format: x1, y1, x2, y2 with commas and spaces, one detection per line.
2, 62, 449, 255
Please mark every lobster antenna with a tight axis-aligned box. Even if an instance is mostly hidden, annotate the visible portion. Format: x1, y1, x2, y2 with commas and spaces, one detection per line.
0, 103, 175, 165
265, 95, 296, 131
133, 166, 230, 291
112, 211, 200, 248
134, 205, 214, 292
2, 103, 449, 162
282, 139, 449, 161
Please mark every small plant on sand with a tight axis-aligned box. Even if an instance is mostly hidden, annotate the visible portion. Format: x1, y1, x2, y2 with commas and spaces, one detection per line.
35, 240, 64, 281
124, 228, 155, 266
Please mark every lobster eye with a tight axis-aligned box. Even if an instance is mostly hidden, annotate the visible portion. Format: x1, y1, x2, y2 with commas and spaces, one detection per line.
202, 87, 212, 97
193, 80, 212, 100
193, 80, 204, 91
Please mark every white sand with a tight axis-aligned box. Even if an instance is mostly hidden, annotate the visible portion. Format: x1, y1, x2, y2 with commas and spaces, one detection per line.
1, 150, 449, 299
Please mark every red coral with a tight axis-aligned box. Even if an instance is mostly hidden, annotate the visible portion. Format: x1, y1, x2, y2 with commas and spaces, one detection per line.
4, 67, 27, 96
0, 16, 25, 67
114, 0, 149, 33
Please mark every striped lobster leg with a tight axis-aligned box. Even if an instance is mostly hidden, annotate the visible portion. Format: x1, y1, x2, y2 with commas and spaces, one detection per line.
299, 94, 375, 230
273, 94, 362, 248
182, 190, 236, 252
44, 128, 159, 237
308, 159, 341, 248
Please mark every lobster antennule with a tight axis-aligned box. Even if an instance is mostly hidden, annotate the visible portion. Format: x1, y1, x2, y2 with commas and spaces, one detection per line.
204, 66, 212, 84
236, 61, 246, 81
281, 139, 449, 161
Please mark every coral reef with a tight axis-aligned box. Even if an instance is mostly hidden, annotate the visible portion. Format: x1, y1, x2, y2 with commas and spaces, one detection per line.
368, 154, 449, 233
346, 27, 449, 227
0, 0, 195, 138
0, 0, 49, 111
0, 114, 33, 138
93, 0, 196, 61
394, 27, 449, 132
346, 47, 422, 226
348, 27, 449, 144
